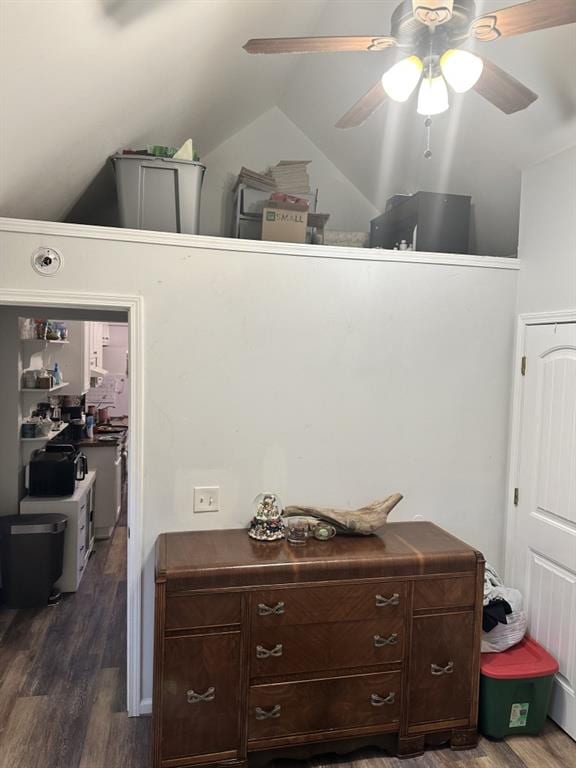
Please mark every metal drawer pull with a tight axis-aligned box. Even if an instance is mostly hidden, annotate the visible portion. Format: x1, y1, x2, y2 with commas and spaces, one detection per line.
375, 593, 400, 607
257, 601, 285, 616
370, 692, 396, 706
186, 686, 215, 704
256, 643, 283, 659
373, 632, 398, 647
431, 661, 454, 676
255, 705, 281, 720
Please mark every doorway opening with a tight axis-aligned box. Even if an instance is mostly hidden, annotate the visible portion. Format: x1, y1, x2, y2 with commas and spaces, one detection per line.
0, 292, 144, 750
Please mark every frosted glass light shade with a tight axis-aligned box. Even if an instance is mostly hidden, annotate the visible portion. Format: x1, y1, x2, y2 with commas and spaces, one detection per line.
440, 49, 484, 93
417, 76, 449, 115
381, 56, 423, 102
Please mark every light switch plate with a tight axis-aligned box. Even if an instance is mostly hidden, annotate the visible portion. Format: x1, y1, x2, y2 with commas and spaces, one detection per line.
194, 486, 220, 513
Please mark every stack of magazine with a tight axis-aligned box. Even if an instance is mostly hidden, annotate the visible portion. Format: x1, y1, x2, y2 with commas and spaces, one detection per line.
237, 167, 276, 192
269, 161, 311, 195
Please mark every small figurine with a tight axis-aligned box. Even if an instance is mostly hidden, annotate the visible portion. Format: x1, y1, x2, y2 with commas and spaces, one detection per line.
248, 492, 285, 541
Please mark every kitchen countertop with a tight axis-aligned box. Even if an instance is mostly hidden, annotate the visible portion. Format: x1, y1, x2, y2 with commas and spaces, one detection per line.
50, 425, 128, 449
75, 435, 126, 448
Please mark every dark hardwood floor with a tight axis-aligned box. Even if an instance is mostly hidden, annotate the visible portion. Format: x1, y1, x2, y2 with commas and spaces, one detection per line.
1, 515, 574, 768
0, 511, 150, 768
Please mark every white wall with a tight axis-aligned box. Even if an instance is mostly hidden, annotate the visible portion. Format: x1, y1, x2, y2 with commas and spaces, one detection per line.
200, 107, 379, 237
517, 146, 576, 314
0, 223, 518, 705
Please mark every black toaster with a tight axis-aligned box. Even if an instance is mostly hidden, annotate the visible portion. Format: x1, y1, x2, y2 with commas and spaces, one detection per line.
28, 444, 88, 497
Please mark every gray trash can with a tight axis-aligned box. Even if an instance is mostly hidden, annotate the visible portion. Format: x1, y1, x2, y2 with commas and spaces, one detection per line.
0, 514, 67, 608
112, 154, 206, 234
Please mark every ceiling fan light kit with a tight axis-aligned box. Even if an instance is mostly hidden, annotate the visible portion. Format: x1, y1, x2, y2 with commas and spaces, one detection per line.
440, 48, 484, 92
381, 47, 484, 112
243, 0, 576, 131
417, 74, 450, 115
381, 55, 423, 102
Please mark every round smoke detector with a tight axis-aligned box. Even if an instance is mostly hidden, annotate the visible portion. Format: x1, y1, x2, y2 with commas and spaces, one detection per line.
31, 247, 64, 276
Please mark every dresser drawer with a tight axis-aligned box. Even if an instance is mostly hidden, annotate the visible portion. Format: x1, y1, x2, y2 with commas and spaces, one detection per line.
408, 612, 475, 725
248, 670, 401, 743
161, 633, 242, 760
251, 618, 404, 679
413, 575, 476, 610
252, 582, 406, 627
165, 593, 241, 631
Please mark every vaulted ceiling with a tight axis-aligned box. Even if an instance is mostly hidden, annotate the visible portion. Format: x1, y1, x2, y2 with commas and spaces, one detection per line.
1, 0, 575, 256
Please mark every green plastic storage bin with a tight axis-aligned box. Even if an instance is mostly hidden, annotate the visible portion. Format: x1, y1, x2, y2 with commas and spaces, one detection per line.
479, 636, 558, 739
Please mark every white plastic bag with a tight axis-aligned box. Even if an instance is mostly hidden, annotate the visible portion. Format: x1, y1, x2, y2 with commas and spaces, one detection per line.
481, 587, 527, 653
481, 610, 528, 653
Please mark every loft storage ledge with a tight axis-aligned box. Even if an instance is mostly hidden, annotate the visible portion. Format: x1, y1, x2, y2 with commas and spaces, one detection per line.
0, 218, 519, 271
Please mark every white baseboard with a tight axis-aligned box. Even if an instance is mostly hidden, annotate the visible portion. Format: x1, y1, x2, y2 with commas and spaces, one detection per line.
139, 698, 152, 715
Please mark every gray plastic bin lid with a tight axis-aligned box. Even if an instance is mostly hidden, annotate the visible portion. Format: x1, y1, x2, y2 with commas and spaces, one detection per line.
0, 514, 67, 536
112, 153, 205, 168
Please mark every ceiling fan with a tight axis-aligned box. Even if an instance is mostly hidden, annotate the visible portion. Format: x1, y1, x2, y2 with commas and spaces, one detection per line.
243, 0, 576, 129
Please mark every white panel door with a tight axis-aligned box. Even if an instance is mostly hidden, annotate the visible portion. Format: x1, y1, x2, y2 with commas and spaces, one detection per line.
511, 322, 576, 738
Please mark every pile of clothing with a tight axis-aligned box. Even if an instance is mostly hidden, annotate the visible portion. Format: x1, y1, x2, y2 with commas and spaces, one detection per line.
481, 563, 527, 653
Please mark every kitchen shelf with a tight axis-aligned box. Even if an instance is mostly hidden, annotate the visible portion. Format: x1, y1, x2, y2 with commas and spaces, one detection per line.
20, 382, 69, 393
20, 423, 67, 442
20, 339, 70, 344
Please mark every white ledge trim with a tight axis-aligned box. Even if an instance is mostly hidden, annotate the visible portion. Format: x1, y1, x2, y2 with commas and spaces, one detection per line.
0, 217, 520, 271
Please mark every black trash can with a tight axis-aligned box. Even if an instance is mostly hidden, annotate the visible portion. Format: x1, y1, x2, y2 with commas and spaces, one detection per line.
0, 514, 67, 608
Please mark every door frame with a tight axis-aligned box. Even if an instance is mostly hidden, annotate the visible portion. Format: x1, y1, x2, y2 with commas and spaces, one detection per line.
504, 308, 576, 584
0, 287, 144, 717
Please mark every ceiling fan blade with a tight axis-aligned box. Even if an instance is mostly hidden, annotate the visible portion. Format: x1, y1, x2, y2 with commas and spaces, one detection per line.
335, 80, 387, 129
470, 0, 576, 42
474, 58, 538, 114
243, 36, 397, 54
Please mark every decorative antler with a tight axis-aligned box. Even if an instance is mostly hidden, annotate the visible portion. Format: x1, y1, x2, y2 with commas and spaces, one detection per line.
284, 494, 403, 536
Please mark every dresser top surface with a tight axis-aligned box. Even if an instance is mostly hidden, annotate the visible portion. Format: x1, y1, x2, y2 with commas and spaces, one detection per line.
156, 522, 483, 590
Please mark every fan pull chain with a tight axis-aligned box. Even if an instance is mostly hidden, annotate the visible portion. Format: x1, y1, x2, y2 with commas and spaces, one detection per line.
424, 116, 433, 159
423, 38, 434, 159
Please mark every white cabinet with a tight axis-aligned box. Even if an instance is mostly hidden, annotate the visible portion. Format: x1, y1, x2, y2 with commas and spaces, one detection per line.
20, 471, 97, 592
81, 443, 123, 539
88, 322, 105, 372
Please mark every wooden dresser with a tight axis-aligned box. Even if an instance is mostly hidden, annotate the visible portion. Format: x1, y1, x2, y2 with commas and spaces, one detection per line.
153, 522, 484, 767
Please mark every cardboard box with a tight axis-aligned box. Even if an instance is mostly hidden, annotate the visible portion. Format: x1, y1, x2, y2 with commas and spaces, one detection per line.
261, 207, 308, 243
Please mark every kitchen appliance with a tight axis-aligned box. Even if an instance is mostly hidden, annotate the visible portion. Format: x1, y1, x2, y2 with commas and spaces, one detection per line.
69, 419, 85, 441
62, 404, 84, 424
28, 444, 88, 497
